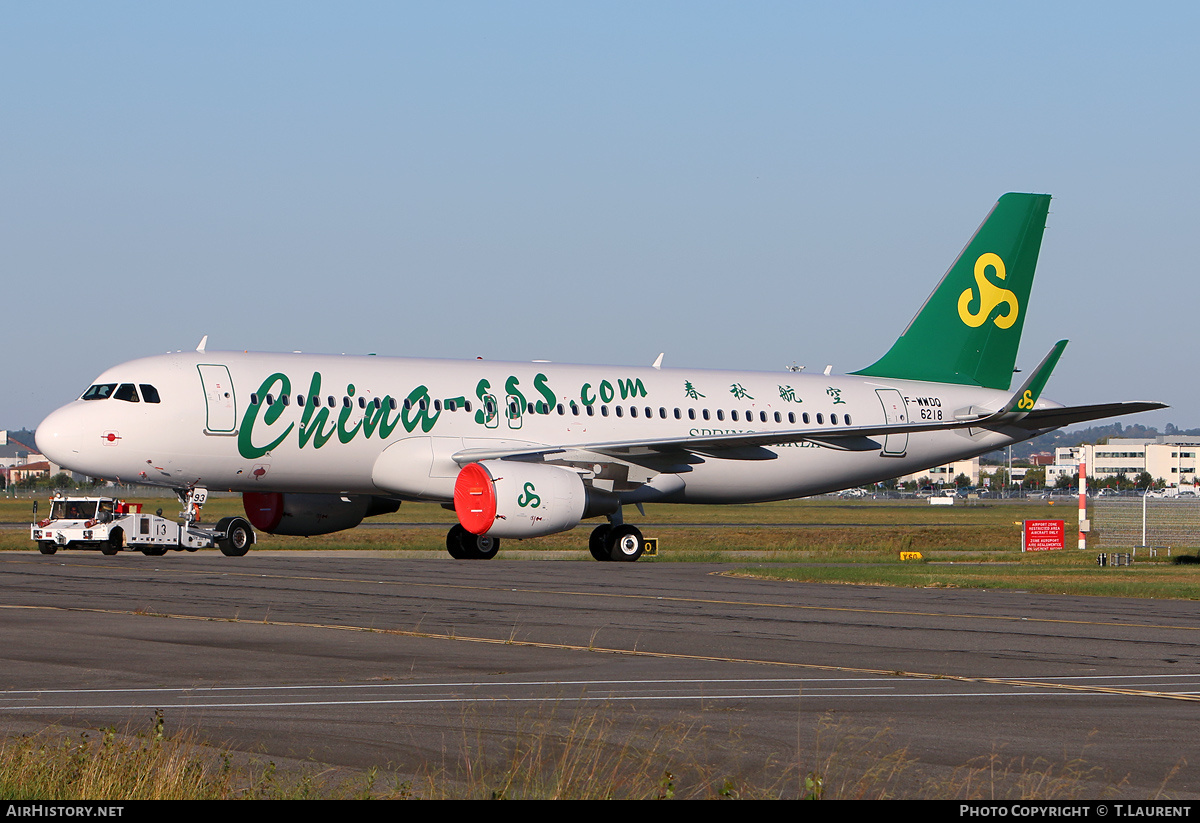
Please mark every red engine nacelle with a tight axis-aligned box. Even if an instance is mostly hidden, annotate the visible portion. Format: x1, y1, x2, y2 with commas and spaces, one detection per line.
454, 461, 599, 539
243, 492, 397, 536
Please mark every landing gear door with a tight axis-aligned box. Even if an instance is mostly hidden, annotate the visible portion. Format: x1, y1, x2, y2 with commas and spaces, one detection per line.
198, 365, 237, 433
875, 388, 908, 457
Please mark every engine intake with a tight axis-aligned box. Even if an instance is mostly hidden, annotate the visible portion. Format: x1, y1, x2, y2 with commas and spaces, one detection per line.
454, 461, 612, 539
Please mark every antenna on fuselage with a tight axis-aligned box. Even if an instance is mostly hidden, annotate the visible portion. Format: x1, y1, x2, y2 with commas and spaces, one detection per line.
196, 335, 208, 353
652, 353, 664, 370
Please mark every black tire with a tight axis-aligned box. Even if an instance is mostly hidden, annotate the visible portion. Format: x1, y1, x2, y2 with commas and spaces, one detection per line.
446, 525, 468, 559
589, 524, 612, 561
447, 524, 499, 560
38, 541, 57, 556
216, 517, 254, 557
141, 546, 168, 557
101, 530, 123, 556
470, 532, 499, 560
606, 524, 645, 562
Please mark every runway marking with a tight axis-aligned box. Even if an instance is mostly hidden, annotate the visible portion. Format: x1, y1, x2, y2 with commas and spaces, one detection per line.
2, 602, 1198, 704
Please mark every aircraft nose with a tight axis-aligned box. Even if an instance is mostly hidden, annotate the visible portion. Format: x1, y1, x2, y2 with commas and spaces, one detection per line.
36, 404, 86, 468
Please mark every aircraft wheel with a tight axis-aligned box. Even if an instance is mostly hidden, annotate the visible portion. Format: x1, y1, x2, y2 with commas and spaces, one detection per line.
446, 525, 469, 559
216, 517, 254, 557
447, 524, 499, 560
606, 524, 645, 562
38, 541, 57, 556
589, 524, 612, 561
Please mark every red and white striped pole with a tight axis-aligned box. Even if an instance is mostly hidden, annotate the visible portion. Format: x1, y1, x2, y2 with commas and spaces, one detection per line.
1078, 455, 1087, 550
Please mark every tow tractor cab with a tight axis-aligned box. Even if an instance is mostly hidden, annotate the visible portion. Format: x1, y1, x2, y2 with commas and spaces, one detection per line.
31, 490, 254, 558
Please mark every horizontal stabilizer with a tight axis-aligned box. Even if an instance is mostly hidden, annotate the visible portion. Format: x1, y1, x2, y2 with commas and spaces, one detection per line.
1007, 401, 1168, 431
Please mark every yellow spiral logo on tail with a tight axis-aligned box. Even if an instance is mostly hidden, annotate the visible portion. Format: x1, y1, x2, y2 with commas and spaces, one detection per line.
958, 253, 1019, 329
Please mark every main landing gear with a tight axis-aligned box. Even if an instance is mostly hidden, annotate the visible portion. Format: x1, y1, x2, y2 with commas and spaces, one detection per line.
446, 524, 500, 560
588, 522, 646, 562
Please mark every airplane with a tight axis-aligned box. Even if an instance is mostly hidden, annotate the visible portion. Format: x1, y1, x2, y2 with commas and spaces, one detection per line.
34, 193, 1165, 561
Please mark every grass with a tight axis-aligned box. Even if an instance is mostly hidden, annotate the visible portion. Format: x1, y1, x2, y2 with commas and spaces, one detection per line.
0, 709, 1153, 800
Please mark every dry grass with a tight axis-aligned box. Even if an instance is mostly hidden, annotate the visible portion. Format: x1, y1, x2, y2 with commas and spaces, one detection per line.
0, 708, 1161, 800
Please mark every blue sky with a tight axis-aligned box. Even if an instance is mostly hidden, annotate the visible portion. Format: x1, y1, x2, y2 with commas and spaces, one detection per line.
3, 2, 1196, 432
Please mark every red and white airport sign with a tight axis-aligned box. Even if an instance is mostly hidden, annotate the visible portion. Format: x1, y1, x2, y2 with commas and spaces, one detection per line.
1022, 519, 1065, 552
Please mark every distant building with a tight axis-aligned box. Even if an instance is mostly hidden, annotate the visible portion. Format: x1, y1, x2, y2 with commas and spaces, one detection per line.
7, 460, 50, 484
1047, 437, 1200, 486
893, 457, 980, 487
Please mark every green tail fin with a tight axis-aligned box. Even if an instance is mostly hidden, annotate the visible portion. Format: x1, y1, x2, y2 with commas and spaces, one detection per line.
852, 192, 1051, 391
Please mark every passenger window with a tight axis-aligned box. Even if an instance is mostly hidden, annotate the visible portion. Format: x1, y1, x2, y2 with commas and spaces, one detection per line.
816, 413, 824, 424
280, 394, 290, 406
82, 384, 117, 401
702, 409, 710, 420
803, 413, 810, 424
731, 410, 738, 421
464, 401, 472, 413
844, 414, 852, 425
688, 409, 696, 420
616, 406, 624, 418
629, 406, 637, 418
359, 397, 366, 409
788, 412, 795, 424
716, 410, 725, 421
557, 403, 564, 415
760, 411, 767, 423
250, 393, 259, 406
327, 396, 336, 407
114, 384, 140, 403
774, 412, 781, 423
139, 385, 161, 404
434, 399, 442, 412
831, 413, 838, 424
265, 393, 274, 406
446, 400, 457, 412
601, 406, 609, 417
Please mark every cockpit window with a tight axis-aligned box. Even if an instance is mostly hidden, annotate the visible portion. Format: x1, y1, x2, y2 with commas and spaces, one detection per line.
81, 384, 117, 400
139, 384, 161, 403
113, 384, 140, 402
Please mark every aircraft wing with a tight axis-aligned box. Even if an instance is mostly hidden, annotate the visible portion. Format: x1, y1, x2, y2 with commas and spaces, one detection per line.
451, 413, 1019, 464
451, 402, 1167, 464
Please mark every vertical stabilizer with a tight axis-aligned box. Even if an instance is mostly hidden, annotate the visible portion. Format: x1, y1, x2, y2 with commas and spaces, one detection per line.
852, 192, 1051, 391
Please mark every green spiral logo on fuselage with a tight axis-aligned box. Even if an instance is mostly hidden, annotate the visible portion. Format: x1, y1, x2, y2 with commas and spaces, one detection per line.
957, 253, 1019, 329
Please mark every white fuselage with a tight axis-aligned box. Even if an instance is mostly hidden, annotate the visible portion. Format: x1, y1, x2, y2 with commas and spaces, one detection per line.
35, 350, 1042, 504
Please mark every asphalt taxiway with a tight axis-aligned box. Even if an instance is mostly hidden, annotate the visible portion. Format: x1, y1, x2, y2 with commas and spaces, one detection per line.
1, 552, 1197, 796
